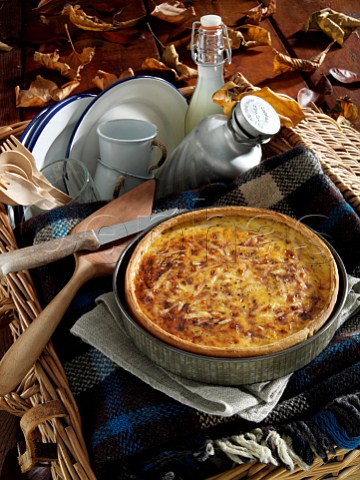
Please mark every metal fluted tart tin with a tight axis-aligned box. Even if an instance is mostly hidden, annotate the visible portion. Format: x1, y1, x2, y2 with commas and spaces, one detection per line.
113, 223, 348, 385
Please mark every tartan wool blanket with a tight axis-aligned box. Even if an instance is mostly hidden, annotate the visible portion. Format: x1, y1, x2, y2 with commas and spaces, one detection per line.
17, 146, 360, 480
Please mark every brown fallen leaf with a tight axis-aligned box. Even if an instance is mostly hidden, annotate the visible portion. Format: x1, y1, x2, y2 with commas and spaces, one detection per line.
212, 72, 305, 127
15, 75, 80, 107
273, 42, 334, 74
142, 44, 197, 82
34, 45, 95, 81
303, 8, 360, 46
228, 24, 271, 49
162, 44, 198, 80
327, 95, 358, 125
239, 0, 276, 26
62, 4, 119, 31
329, 67, 360, 84
151, 1, 195, 24
112, 11, 146, 28
92, 68, 135, 90
0, 41, 12, 52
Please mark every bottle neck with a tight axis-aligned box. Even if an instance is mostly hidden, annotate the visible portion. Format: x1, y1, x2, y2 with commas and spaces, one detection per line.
191, 23, 231, 66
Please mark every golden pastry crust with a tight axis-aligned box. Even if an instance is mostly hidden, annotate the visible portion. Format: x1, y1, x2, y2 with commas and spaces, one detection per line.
125, 207, 339, 357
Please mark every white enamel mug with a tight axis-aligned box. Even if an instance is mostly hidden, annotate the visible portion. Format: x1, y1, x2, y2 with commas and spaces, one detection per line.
94, 118, 166, 200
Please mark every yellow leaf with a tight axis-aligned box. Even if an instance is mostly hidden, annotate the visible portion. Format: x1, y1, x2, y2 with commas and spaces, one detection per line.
213, 74, 305, 127
303, 8, 360, 45
328, 95, 359, 125
273, 42, 334, 74
227, 25, 271, 50
227, 29, 245, 50
241, 24, 272, 47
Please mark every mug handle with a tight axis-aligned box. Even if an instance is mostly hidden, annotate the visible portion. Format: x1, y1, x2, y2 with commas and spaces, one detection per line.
113, 176, 126, 199
149, 140, 167, 171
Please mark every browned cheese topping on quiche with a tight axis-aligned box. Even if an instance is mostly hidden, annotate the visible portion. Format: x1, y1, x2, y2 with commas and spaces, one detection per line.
125, 208, 339, 357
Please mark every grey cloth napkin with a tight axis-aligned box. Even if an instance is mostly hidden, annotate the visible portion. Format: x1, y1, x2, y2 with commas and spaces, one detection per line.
71, 275, 360, 422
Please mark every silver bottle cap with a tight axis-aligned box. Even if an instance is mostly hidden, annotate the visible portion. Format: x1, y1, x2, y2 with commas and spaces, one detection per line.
230, 95, 281, 143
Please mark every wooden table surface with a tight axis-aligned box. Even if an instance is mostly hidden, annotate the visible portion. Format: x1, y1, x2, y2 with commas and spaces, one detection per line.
0, 1, 360, 478
1, 0, 360, 129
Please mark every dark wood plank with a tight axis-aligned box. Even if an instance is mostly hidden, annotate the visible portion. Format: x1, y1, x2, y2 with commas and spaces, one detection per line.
145, 0, 308, 98
19, 0, 160, 121
272, 0, 360, 122
2, 1, 360, 129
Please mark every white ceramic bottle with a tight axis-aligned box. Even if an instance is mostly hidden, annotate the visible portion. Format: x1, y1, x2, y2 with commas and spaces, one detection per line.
154, 95, 281, 200
184, 14, 231, 135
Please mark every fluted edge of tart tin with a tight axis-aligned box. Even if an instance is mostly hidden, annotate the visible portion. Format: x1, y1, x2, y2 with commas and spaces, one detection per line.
112, 218, 348, 385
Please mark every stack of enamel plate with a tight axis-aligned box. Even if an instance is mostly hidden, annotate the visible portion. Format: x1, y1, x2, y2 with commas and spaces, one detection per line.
20, 76, 188, 176
20, 94, 95, 169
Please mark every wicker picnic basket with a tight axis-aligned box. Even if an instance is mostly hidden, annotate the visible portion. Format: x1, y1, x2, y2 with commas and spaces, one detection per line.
0, 107, 359, 480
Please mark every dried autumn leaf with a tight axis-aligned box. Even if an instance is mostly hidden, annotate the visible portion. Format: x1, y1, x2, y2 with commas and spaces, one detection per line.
240, 0, 276, 25
15, 75, 80, 107
33, 43, 95, 80
227, 25, 271, 49
329, 67, 360, 84
0, 41, 12, 52
92, 68, 135, 90
241, 25, 271, 48
112, 11, 146, 28
62, 4, 119, 31
142, 44, 197, 81
213, 78, 305, 127
226, 29, 244, 50
273, 42, 334, 74
151, 1, 195, 24
142, 57, 170, 73
161, 44, 198, 80
303, 8, 360, 46
328, 95, 358, 125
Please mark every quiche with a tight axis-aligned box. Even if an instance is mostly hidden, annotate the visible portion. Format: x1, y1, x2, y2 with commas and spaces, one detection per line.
125, 207, 339, 357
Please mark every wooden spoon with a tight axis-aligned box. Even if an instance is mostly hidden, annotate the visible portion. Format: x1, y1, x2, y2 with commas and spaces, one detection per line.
0, 180, 156, 395
0, 150, 33, 179
0, 172, 63, 208
0, 163, 30, 178
0, 149, 71, 204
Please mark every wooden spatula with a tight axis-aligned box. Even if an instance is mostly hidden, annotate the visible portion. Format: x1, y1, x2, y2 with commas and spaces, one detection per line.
0, 180, 155, 395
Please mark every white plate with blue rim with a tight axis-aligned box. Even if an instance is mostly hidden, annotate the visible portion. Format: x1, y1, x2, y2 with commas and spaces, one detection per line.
20, 106, 51, 146
67, 76, 188, 177
26, 94, 95, 170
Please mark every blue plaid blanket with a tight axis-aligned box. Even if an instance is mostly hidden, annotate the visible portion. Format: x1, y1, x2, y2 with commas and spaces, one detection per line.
17, 146, 360, 479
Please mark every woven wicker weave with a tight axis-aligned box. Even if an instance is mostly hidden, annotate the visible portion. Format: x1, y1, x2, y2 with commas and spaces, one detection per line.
263, 108, 360, 217
0, 110, 359, 479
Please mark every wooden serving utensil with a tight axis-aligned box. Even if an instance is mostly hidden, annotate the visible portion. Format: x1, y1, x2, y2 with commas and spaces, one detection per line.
0, 180, 155, 396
